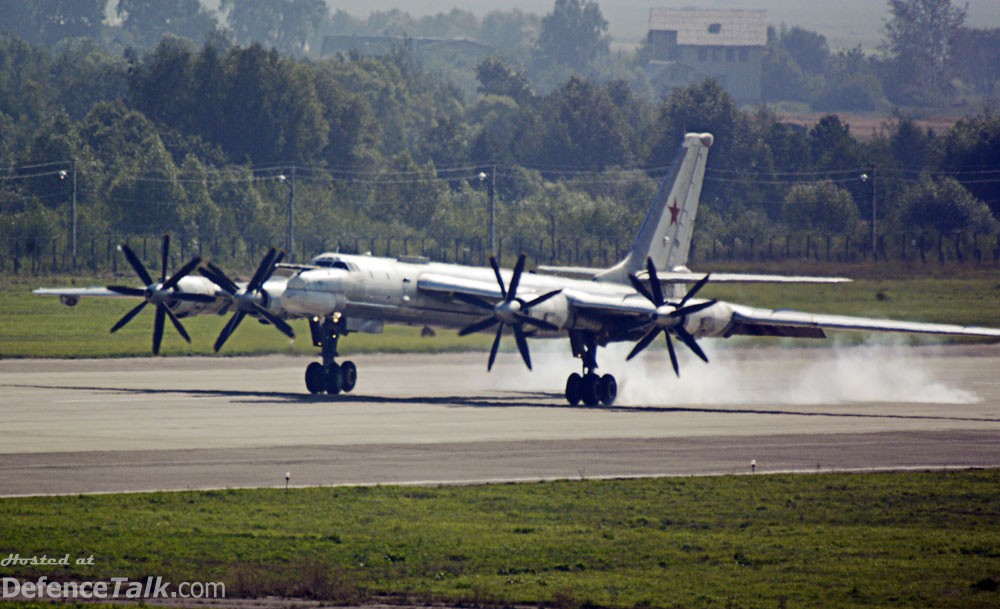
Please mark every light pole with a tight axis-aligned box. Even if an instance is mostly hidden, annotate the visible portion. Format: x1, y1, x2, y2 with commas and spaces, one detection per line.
478, 166, 496, 256
59, 160, 77, 272
278, 169, 295, 261
861, 168, 876, 260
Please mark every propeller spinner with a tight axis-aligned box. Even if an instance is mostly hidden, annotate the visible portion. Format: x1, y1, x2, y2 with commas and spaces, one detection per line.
457, 254, 561, 371
198, 247, 295, 352
106, 234, 215, 355
626, 257, 716, 376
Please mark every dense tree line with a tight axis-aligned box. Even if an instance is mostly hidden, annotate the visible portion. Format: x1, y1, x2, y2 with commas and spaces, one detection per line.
0, 3, 999, 272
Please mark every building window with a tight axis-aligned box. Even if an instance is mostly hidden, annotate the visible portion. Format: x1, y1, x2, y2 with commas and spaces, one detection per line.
708, 23, 722, 34
712, 47, 721, 62
726, 48, 735, 62
739, 48, 749, 62
698, 47, 707, 62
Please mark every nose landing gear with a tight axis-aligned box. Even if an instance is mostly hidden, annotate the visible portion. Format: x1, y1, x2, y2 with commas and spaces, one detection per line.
564, 332, 617, 407
305, 314, 358, 396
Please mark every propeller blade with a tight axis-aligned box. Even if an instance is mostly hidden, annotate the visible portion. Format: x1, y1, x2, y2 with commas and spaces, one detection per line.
214, 309, 246, 352
107, 285, 146, 297
675, 326, 709, 364
252, 304, 295, 339
628, 273, 656, 305
670, 299, 718, 319
512, 323, 532, 370
152, 305, 165, 355
489, 256, 506, 300
506, 254, 526, 302
646, 257, 664, 306
161, 256, 202, 291
458, 316, 499, 337
160, 234, 170, 283
453, 292, 494, 311
523, 289, 561, 309
664, 331, 680, 377
120, 244, 153, 286
110, 301, 147, 334
678, 273, 712, 308
246, 248, 278, 293
161, 304, 191, 344
200, 263, 239, 294
513, 312, 558, 331
487, 325, 503, 371
627, 327, 661, 361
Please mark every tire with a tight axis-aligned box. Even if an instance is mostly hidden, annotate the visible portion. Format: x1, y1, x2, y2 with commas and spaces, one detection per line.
565, 373, 582, 406
341, 360, 358, 393
599, 374, 618, 407
305, 362, 324, 394
325, 363, 343, 395
581, 373, 601, 407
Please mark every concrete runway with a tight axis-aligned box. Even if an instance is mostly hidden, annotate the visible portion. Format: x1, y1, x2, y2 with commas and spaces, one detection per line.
2, 344, 999, 496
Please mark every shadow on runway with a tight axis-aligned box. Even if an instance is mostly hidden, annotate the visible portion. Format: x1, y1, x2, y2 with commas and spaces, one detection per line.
7, 383, 1000, 423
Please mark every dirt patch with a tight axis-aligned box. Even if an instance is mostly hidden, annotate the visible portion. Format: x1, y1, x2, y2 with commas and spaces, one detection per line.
777, 112, 959, 139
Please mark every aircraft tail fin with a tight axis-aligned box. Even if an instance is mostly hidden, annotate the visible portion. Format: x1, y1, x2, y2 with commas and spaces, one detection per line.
594, 132, 712, 284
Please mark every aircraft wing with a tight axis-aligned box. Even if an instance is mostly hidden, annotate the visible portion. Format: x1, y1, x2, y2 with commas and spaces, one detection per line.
727, 304, 1000, 339
33, 286, 135, 300
417, 273, 506, 301
536, 265, 851, 284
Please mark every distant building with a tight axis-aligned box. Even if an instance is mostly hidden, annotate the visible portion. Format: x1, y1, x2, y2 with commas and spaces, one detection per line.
644, 9, 766, 103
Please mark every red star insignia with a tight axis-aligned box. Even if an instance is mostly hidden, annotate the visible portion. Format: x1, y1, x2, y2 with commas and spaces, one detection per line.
668, 200, 681, 225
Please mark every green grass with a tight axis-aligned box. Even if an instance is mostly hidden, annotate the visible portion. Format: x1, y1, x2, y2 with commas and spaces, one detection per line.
2, 271, 999, 358
1, 471, 999, 608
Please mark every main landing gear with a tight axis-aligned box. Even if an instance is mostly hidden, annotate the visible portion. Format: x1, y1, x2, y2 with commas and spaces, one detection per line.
304, 314, 358, 396
564, 332, 617, 407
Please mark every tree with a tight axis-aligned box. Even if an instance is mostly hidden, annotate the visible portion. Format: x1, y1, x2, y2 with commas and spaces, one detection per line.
117, 0, 218, 48
950, 27, 1000, 99
812, 47, 886, 112
776, 25, 829, 75
475, 57, 533, 103
0, 0, 105, 46
782, 180, 860, 232
222, 0, 327, 55
902, 176, 996, 233
940, 112, 1000, 216
882, 0, 966, 97
533, 0, 609, 73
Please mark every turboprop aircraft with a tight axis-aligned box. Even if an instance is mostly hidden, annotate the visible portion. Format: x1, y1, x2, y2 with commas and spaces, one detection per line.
35, 133, 1000, 406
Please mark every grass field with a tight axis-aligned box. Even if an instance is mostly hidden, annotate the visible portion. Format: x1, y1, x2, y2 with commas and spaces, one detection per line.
2, 270, 998, 358
1, 471, 999, 608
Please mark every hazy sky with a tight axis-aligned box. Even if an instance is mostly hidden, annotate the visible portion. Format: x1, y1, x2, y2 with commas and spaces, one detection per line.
314, 0, 1000, 48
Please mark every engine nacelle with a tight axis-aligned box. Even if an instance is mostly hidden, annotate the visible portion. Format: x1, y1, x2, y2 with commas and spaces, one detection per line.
283, 269, 349, 316
683, 301, 733, 338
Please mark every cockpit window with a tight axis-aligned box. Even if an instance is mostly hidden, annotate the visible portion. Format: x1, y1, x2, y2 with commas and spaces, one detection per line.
313, 256, 353, 271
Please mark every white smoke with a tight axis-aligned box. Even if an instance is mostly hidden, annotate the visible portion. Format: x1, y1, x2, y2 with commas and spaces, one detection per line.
487, 337, 979, 406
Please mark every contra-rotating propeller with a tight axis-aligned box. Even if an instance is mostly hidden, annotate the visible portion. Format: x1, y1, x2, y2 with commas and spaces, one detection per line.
198, 247, 295, 352
457, 254, 561, 371
107, 233, 216, 355
626, 257, 717, 376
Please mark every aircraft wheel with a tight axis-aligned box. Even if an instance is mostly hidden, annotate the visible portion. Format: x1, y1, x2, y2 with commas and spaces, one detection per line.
341, 360, 358, 393
580, 373, 601, 407
325, 363, 343, 395
565, 373, 582, 406
305, 362, 324, 394
599, 374, 618, 407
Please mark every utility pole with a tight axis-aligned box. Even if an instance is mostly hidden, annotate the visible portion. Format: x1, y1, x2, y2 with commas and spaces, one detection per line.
59, 160, 77, 272
279, 168, 296, 261
861, 167, 876, 260
479, 165, 496, 256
